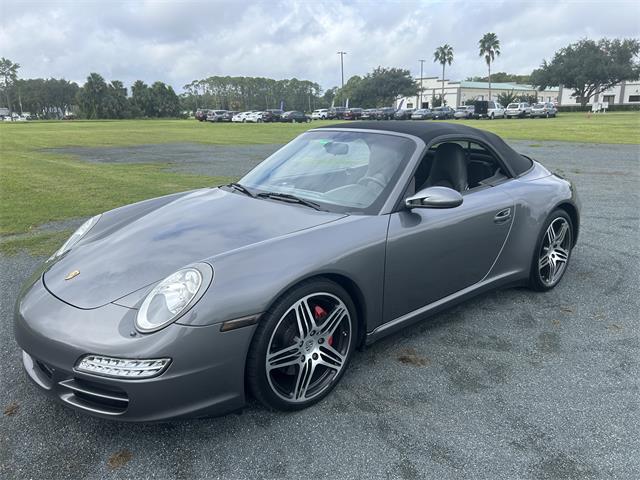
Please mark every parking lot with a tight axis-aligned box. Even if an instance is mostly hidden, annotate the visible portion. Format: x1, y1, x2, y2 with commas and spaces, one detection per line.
1, 139, 639, 480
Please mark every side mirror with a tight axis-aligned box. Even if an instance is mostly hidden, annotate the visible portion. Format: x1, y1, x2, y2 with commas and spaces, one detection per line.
405, 186, 463, 209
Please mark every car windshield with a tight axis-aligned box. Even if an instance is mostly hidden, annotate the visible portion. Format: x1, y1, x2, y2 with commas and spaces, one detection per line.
240, 131, 416, 214
507, 103, 519, 109
533, 103, 545, 108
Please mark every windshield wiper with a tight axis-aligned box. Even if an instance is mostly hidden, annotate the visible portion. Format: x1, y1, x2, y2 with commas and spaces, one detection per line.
224, 182, 255, 198
256, 192, 323, 211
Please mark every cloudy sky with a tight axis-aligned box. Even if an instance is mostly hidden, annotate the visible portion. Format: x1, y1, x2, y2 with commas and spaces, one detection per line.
1, 0, 638, 92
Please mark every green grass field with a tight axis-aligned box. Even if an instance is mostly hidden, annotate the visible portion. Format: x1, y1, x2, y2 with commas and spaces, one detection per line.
1, 113, 639, 255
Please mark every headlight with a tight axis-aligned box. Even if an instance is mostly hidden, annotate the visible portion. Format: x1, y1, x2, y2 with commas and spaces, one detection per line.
135, 266, 206, 333
51, 214, 101, 259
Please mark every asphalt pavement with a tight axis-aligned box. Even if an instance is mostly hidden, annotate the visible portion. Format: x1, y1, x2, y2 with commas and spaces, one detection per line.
1, 139, 639, 480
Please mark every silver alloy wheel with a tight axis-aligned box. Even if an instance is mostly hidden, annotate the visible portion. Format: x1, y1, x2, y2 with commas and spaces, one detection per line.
266, 293, 351, 403
538, 217, 571, 286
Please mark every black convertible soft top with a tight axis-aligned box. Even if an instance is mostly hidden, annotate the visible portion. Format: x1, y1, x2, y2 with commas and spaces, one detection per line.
317, 121, 533, 176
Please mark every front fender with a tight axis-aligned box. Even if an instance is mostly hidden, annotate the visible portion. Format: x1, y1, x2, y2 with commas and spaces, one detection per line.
180, 215, 390, 332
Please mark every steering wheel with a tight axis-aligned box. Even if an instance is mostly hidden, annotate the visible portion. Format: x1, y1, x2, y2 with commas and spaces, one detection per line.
357, 176, 386, 189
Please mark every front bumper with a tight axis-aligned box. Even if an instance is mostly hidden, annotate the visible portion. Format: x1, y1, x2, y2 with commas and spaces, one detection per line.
14, 278, 257, 422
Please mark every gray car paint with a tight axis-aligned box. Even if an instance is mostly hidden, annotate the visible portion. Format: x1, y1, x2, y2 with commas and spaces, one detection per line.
13, 127, 580, 421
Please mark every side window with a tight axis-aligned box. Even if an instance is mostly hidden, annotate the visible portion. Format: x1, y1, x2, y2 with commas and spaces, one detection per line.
466, 142, 507, 189
413, 140, 508, 193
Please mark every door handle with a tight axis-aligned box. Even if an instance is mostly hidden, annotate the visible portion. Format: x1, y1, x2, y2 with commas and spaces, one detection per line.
494, 208, 512, 223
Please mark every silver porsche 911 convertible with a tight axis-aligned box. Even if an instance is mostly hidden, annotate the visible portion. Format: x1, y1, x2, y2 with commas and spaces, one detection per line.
15, 122, 580, 421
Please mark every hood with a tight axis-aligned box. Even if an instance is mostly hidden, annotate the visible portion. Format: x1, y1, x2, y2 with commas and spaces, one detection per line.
43, 188, 345, 309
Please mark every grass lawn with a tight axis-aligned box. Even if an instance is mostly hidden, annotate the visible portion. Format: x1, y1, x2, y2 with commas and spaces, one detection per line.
1, 112, 638, 255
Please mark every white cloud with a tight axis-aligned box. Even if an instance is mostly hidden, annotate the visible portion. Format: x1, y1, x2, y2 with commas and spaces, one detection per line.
1, 0, 638, 92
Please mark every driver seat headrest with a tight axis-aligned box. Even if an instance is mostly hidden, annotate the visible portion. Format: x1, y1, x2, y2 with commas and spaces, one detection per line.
424, 143, 468, 192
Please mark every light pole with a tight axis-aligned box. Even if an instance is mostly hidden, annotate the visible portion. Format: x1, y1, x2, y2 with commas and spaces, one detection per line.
419, 59, 425, 108
337, 51, 347, 106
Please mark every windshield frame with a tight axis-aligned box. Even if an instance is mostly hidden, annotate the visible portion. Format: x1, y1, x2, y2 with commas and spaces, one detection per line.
238, 128, 425, 216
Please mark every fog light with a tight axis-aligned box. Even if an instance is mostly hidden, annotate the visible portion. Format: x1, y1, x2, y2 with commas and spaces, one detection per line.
75, 355, 171, 379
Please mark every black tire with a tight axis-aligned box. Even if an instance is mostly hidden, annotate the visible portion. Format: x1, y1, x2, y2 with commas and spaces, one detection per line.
529, 209, 573, 292
246, 278, 358, 411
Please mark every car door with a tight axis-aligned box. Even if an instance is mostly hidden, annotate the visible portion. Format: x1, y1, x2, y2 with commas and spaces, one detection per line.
382, 179, 514, 323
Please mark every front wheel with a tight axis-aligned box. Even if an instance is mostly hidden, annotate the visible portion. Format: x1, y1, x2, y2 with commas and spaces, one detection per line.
529, 210, 573, 291
246, 279, 357, 411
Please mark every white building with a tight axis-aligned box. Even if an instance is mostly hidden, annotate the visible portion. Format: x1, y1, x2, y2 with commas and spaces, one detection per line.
397, 77, 640, 108
557, 80, 640, 106
397, 78, 557, 109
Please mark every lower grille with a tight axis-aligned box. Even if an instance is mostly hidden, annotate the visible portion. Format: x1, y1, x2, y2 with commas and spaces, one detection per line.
59, 378, 129, 415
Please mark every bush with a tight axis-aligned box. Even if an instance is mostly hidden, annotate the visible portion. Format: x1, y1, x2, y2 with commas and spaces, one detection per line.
497, 91, 518, 107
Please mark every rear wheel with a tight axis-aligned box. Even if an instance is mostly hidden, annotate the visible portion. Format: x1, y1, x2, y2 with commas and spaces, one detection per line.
247, 279, 357, 410
529, 210, 573, 291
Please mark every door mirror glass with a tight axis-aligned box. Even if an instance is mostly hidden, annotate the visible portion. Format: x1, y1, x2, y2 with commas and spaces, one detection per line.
405, 186, 463, 209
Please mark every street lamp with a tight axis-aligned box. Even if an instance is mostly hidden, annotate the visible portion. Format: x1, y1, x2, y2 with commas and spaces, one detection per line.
419, 59, 425, 108
337, 51, 347, 106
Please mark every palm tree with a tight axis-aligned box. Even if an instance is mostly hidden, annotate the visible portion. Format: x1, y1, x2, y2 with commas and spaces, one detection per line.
478, 33, 501, 100
433, 44, 454, 106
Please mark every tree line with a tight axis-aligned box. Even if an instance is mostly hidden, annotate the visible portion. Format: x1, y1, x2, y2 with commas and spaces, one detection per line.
0, 63, 181, 119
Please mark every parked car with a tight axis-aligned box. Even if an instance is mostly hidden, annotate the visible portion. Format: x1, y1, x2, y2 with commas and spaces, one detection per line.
343, 108, 364, 120
15, 121, 580, 420
360, 109, 379, 120
473, 101, 505, 119
206, 110, 228, 122
505, 102, 532, 118
3, 114, 27, 122
232, 111, 254, 123
454, 106, 475, 119
280, 111, 311, 123
432, 106, 455, 120
245, 111, 265, 123
222, 111, 238, 122
328, 107, 348, 119
262, 109, 284, 123
375, 107, 397, 120
311, 109, 329, 120
530, 102, 557, 118
411, 109, 433, 120
394, 108, 414, 120
195, 109, 213, 121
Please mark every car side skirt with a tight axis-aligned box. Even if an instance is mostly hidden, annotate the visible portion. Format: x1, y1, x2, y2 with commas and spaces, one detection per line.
365, 269, 525, 344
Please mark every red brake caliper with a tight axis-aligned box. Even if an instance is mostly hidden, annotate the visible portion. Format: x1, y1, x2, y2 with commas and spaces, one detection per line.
313, 305, 333, 346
